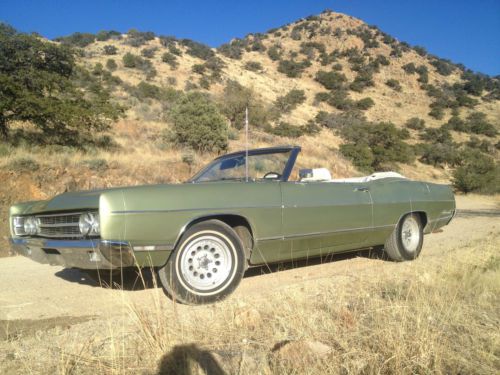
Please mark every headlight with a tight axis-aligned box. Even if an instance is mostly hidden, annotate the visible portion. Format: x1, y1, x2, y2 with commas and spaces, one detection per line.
79, 212, 100, 236
23, 217, 38, 235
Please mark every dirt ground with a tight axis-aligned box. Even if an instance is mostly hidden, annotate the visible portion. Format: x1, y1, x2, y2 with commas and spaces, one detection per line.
0, 194, 498, 373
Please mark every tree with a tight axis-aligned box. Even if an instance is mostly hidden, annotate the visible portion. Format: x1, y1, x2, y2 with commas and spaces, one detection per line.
315, 71, 347, 90
0, 24, 122, 144
218, 80, 271, 129
453, 149, 498, 193
169, 92, 228, 152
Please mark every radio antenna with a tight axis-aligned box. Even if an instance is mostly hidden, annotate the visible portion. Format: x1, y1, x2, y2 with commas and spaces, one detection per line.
245, 106, 249, 182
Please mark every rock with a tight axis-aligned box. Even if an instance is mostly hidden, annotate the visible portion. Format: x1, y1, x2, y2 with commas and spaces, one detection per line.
272, 339, 333, 368
234, 308, 261, 329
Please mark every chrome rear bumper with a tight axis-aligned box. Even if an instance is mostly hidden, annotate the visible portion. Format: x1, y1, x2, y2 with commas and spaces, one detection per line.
10, 238, 135, 270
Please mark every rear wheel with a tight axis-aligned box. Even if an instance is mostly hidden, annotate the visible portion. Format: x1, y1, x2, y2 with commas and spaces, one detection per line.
384, 213, 423, 261
158, 220, 246, 305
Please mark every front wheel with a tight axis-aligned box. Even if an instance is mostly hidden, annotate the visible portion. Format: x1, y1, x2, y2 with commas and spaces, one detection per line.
158, 220, 246, 305
384, 213, 423, 261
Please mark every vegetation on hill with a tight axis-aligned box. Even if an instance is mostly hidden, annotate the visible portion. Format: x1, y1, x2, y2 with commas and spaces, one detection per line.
0, 9, 499, 194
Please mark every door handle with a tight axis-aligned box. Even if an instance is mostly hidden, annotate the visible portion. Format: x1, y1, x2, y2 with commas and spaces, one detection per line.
354, 186, 369, 192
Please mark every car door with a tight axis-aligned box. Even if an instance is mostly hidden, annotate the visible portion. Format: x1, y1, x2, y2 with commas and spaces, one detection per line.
280, 181, 373, 259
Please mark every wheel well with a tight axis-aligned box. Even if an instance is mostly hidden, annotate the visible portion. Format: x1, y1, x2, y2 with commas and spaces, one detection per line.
410, 211, 428, 228
181, 214, 254, 246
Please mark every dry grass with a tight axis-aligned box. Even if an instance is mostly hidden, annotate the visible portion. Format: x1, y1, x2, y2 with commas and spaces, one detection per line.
3, 233, 498, 374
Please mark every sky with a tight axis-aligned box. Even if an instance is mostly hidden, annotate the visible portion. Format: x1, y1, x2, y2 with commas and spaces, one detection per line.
1, 0, 499, 75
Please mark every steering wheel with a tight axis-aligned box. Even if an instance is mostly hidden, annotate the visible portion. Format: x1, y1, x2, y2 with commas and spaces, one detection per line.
263, 171, 282, 180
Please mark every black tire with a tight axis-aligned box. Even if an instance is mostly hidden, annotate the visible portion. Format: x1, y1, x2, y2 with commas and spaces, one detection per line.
384, 213, 424, 261
158, 220, 246, 305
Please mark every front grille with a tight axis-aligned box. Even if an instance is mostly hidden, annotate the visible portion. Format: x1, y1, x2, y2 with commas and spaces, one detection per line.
37, 212, 84, 239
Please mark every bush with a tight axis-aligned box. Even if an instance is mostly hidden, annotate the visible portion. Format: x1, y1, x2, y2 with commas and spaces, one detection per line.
96, 30, 121, 41
327, 90, 354, 110
274, 89, 306, 114
385, 79, 402, 92
355, 97, 375, 110
443, 115, 467, 132
420, 127, 453, 144
332, 63, 343, 71
339, 143, 374, 171
467, 136, 493, 153
466, 112, 497, 137
315, 70, 347, 90
267, 44, 282, 61
125, 29, 155, 47
180, 39, 214, 60
8, 157, 40, 172
431, 59, 454, 76
122, 52, 140, 68
453, 149, 498, 193
81, 158, 108, 172
428, 106, 445, 120
141, 47, 157, 58
350, 69, 375, 92
416, 65, 429, 84
405, 117, 425, 130
218, 39, 244, 59
169, 92, 228, 152
122, 52, 155, 77
413, 46, 427, 56
103, 45, 118, 55
402, 63, 416, 74
277, 59, 310, 78
54, 32, 95, 47
269, 122, 304, 138
244, 61, 263, 72
161, 52, 178, 69
418, 143, 461, 167
218, 80, 271, 130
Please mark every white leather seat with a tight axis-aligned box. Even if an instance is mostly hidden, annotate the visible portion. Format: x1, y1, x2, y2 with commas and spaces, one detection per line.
299, 168, 332, 182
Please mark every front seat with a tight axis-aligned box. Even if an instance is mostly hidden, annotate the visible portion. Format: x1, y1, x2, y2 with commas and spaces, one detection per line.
299, 168, 332, 182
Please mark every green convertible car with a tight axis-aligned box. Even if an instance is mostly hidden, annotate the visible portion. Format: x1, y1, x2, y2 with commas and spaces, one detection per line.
9, 146, 455, 304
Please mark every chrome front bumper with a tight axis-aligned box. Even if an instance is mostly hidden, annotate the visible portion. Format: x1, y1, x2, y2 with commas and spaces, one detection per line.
10, 238, 135, 270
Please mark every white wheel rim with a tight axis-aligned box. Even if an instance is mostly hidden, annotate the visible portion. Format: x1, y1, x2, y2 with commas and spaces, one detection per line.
401, 216, 420, 253
179, 234, 233, 291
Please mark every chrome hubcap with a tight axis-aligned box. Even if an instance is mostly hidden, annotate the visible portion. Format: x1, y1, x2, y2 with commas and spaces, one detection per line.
180, 235, 232, 291
401, 216, 420, 253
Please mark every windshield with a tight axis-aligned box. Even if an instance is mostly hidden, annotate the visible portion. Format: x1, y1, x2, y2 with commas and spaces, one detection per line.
191, 151, 292, 182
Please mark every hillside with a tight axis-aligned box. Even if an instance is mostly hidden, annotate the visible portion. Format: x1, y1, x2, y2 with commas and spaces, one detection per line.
0, 9, 499, 254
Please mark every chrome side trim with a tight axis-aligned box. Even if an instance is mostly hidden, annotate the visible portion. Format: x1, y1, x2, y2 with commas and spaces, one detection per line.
111, 206, 282, 214
256, 224, 395, 242
133, 244, 174, 252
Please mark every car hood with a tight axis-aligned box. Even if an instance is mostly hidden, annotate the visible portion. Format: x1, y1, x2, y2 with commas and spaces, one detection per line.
11, 188, 117, 216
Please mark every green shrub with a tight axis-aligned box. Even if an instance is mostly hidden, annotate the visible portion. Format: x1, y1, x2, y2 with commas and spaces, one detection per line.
350, 69, 374, 92
402, 63, 416, 74
416, 65, 429, 84
429, 106, 445, 120
274, 89, 306, 114
327, 90, 354, 110
466, 136, 493, 153
385, 79, 402, 92
81, 158, 108, 172
8, 157, 40, 172
244, 61, 263, 72
413, 46, 427, 56
339, 143, 374, 171
332, 63, 343, 71
355, 97, 375, 110
405, 117, 425, 130
418, 143, 461, 167
431, 59, 454, 76
315, 70, 347, 90
141, 47, 157, 58
54, 32, 95, 47
125, 29, 155, 47
269, 122, 304, 138
169, 92, 228, 152
218, 39, 244, 59
96, 30, 121, 41
443, 115, 467, 132
466, 112, 497, 137
299, 41, 326, 59
267, 44, 282, 61
106, 58, 117, 71
180, 39, 214, 60
103, 45, 118, 55
314, 92, 330, 104
162, 52, 178, 69
218, 80, 271, 130
122, 52, 140, 68
277, 59, 310, 78
453, 149, 499, 193
122, 52, 155, 77
420, 127, 452, 143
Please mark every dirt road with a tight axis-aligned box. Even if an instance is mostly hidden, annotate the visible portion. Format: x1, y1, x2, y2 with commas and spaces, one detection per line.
0, 195, 498, 323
